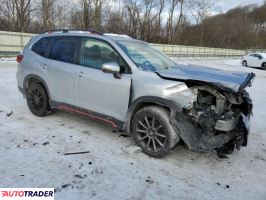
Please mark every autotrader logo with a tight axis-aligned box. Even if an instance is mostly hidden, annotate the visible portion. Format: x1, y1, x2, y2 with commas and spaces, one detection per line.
0, 188, 54, 199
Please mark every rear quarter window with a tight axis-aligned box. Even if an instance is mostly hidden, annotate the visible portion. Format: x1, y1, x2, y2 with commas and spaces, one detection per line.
31, 37, 50, 57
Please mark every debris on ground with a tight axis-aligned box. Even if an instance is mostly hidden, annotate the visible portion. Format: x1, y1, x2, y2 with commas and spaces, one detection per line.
74, 174, 87, 179
119, 133, 129, 137
6, 111, 13, 117
42, 142, 49, 146
64, 151, 90, 155
146, 176, 155, 184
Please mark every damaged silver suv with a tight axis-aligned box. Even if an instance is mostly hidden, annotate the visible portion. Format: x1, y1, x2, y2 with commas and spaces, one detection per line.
16, 29, 255, 158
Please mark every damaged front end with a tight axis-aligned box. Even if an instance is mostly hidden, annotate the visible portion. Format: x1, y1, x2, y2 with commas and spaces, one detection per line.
156, 64, 255, 156
170, 85, 253, 156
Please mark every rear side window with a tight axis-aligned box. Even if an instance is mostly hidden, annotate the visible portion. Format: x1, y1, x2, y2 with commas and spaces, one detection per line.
31, 37, 50, 57
48, 36, 80, 64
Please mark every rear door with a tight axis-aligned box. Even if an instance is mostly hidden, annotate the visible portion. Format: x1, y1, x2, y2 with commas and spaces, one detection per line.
46, 36, 81, 108
74, 37, 132, 122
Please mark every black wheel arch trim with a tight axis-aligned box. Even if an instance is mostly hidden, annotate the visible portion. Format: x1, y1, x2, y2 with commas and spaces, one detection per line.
23, 74, 51, 100
123, 96, 183, 134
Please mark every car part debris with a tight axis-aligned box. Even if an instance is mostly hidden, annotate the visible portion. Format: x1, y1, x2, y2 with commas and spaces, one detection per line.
64, 151, 90, 155
6, 111, 13, 117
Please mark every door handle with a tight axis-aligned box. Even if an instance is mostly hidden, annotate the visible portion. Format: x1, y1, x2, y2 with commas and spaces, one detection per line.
78, 71, 85, 77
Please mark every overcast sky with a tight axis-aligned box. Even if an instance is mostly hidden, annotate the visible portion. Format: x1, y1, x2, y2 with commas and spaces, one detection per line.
215, 0, 265, 13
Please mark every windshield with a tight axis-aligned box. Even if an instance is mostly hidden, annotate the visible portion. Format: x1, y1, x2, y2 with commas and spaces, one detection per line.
117, 40, 175, 72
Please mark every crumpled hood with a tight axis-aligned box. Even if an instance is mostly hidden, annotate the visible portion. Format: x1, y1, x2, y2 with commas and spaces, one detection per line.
156, 64, 255, 92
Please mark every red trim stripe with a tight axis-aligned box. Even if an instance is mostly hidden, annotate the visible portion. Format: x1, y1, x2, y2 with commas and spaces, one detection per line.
57, 105, 117, 128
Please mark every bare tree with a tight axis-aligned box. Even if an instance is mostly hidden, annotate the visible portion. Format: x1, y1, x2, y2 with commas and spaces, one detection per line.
156, 0, 166, 42
124, 0, 141, 37
189, 0, 215, 46
140, 0, 155, 41
166, 0, 179, 43
37, 0, 56, 31
92, 0, 107, 30
15, 0, 34, 32
79, 0, 92, 29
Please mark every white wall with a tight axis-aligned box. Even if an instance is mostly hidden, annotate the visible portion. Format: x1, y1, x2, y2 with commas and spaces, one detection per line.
0, 31, 245, 57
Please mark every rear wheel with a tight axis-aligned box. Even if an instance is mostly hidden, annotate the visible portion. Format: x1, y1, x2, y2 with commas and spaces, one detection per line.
26, 82, 49, 117
242, 60, 247, 67
131, 106, 179, 158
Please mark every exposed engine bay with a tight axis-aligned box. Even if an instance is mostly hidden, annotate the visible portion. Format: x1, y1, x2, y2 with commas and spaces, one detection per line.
170, 85, 253, 157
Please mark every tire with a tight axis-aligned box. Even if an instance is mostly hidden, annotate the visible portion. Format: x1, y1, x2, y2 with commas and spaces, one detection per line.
242, 60, 247, 67
262, 63, 266, 70
26, 82, 49, 117
131, 106, 180, 158
216, 140, 235, 158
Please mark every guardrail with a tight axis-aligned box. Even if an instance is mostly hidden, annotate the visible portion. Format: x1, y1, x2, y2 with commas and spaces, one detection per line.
152, 44, 245, 57
0, 30, 261, 58
247, 49, 266, 54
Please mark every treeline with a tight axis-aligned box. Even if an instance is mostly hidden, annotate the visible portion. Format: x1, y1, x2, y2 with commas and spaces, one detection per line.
0, 0, 265, 49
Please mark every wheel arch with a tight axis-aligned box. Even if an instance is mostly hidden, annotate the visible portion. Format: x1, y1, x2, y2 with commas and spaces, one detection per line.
123, 96, 182, 134
261, 62, 266, 68
23, 74, 51, 100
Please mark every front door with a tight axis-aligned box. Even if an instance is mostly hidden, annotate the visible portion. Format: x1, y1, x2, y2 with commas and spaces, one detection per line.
254, 54, 262, 67
74, 37, 132, 122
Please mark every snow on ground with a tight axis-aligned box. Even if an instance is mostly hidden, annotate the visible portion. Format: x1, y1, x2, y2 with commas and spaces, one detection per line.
0, 59, 266, 200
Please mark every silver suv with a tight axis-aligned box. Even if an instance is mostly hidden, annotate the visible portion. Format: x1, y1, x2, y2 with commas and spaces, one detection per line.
16, 29, 255, 158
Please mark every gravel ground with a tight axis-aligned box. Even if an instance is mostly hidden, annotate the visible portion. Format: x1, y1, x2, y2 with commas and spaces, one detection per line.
0, 59, 265, 200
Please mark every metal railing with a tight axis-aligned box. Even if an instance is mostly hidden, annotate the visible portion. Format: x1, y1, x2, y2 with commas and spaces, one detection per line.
152, 44, 245, 57
0, 30, 263, 58
246, 49, 266, 54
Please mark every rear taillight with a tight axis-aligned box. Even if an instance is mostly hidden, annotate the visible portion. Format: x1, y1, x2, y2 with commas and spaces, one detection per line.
16, 54, 24, 63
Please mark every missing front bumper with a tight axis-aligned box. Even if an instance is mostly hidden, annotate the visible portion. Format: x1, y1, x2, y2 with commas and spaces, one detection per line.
170, 112, 250, 153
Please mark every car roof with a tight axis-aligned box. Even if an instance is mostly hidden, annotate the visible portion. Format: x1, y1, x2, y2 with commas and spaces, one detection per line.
34, 30, 144, 44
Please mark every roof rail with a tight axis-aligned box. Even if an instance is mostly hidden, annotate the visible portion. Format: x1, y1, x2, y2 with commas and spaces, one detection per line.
43, 29, 103, 35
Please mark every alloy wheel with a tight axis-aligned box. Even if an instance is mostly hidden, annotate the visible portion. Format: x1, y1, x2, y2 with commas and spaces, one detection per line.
136, 116, 166, 152
28, 88, 45, 112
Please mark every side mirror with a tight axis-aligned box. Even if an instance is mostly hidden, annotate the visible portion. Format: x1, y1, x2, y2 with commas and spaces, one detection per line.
102, 62, 120, 73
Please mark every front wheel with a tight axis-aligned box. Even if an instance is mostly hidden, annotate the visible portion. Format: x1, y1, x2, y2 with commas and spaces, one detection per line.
131, 106, 179, 158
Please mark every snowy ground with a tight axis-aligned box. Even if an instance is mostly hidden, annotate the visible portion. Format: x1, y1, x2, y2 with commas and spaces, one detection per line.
0, 59, 265, 200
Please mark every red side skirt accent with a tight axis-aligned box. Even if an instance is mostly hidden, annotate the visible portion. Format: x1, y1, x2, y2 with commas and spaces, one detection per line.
57, 105, 117, 128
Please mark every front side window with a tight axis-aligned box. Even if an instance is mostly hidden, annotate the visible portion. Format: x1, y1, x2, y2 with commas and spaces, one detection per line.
31, 37, 50, 57
117, 40, 175, 72
80, 38, 130, 73
48, 36, 80, 64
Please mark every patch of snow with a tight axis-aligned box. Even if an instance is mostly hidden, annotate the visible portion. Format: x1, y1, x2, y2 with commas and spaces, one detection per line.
224, 59, 242, 67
